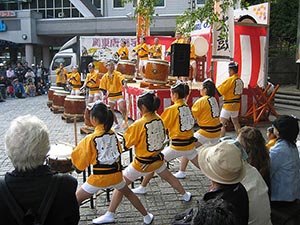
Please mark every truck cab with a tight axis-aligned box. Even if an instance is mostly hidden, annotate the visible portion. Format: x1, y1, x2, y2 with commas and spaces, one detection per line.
49, 49, 77, 84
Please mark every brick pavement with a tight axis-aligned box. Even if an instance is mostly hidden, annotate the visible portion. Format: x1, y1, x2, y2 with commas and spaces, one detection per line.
0, 93, 299, 225
0, 95, 210, 225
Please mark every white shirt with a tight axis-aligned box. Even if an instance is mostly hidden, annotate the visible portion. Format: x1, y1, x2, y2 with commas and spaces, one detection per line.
241, 163, 272, 225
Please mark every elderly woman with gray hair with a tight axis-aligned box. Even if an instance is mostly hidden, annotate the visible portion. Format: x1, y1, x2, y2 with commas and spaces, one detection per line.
0, 115, 79, 225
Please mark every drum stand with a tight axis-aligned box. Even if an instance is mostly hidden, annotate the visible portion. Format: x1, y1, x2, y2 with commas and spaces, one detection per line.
139, 81, 170, 89
61, 114, 84, 123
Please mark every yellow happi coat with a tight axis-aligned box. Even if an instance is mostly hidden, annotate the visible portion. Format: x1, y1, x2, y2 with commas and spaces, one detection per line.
71, 125, 123, 188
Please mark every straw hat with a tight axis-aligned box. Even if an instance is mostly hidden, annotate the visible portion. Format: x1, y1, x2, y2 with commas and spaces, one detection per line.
198, 141, 246, 184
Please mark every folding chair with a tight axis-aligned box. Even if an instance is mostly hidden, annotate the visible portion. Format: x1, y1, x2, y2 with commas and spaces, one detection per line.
243, 84, 280, 125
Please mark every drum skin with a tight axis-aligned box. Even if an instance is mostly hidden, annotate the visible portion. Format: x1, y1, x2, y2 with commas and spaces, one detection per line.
145, 59, 170, 84
47, 144, 73, 173
116, 60, 136, 80
64, 95, 86, 117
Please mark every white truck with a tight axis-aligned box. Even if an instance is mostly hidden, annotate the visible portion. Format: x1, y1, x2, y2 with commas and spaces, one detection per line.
49, 36, 137, 84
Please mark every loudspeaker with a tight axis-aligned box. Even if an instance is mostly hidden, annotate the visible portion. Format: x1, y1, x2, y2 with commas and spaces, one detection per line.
80, 56, 93, 74
170, 43, 190, 76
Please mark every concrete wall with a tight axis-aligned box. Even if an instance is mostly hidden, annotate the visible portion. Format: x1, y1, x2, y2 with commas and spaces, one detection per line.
268, 57, 297, 85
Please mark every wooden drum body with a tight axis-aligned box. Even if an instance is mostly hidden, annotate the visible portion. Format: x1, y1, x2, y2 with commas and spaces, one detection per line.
145, 59, 170, 84
84, 103, 94, 129
47, 86, 64, 107
52, 90, 70, 113
116, 60, 136, 81
47, 144, 73, 173
64, 95, 86, 119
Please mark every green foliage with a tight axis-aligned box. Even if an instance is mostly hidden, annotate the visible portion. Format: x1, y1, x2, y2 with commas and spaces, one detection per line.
269, 0, 298, 56
176, 0, 250, 37
122, 0, 158, 24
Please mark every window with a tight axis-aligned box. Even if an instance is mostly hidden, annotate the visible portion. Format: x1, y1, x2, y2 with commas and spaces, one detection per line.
197, 0, 205, 4
55, 0, 62, 8
47, 0, 53, 8
93, 0, 101, 8
113, 0, 124, 8
52, 57, 72, 70
133, 0, 165, 7
155, 0, 164, 7
39, 0, 45, 8
46, 10, 54, 18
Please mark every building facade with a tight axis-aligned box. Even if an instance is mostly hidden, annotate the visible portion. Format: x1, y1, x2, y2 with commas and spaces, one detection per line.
0, 0, 204, 68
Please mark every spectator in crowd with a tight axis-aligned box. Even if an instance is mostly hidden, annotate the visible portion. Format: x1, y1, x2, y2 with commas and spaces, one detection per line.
27, 81, 36, 97
12, 78, 26, 98
192, 198, 238, 225
232, 129, 273, 225
269, 115, 300, 209
6, 65, 15, 97
0, 63, 5, 77
25, 68, 36, 85
35, 64, 43, 86
237, 126, 271, 191
36, 81, 44, 96
198, 141, 249, 225
266, 126, 277, 151
14, 62, 26, 85
0, 115, 80, 224
0, 74, 7, 100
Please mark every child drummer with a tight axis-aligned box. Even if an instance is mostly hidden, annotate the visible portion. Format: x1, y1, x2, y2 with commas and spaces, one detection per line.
71, 101, 153, 224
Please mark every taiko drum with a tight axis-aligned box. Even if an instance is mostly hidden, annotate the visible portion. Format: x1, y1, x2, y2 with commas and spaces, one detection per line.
52, 90, 70, 113
64, 95, 86, 118
144, 59, 170, 84
47, 86, 64, 107
47, 144, 73, 173
116, 60, 136, 81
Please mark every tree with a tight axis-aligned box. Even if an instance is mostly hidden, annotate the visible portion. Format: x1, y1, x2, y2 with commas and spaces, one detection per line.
176, 0, 250, 37
269, 0, 298, 56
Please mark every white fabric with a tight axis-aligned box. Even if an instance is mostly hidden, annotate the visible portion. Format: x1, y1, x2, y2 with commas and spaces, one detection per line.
241, 163, 272, 225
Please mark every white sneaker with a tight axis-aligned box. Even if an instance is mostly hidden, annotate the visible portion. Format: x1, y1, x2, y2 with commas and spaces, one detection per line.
92, 211, 115, 224
173, 171, 186, 179
132, 185, 147, 194
183, 192, 192, 202
113, 124, 120, 130
144, 213, 154, 224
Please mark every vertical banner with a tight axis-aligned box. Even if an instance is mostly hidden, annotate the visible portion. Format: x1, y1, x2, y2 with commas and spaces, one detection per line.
136, 0, 150, 41
212, 0, 234, 61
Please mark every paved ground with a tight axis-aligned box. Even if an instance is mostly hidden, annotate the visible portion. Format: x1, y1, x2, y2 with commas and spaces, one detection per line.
0, 86, 299, 225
